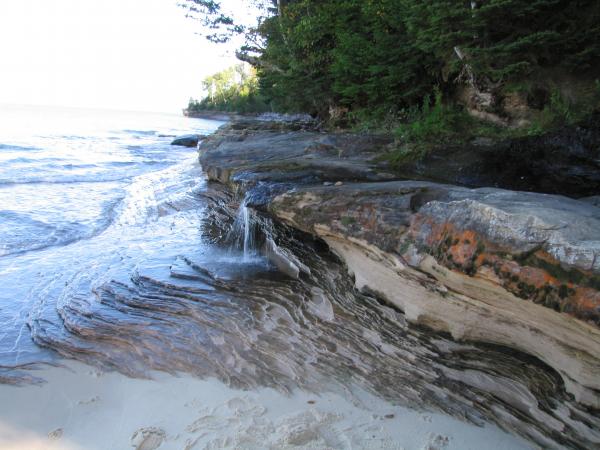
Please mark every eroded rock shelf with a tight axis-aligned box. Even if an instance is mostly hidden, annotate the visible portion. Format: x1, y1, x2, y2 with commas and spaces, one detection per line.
199, 119, 600, 449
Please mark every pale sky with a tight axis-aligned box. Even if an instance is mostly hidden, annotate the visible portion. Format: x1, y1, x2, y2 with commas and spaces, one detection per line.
0, 0, 242, 112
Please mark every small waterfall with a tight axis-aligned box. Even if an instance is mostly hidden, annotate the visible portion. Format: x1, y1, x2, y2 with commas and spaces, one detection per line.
227, 197, 257, 261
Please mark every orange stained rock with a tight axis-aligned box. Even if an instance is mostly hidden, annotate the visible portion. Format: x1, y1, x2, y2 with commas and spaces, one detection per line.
517, 266, 559, 289
409, 215, 600, 324
572, 287, 600, 313
447, 231, 478, 266
475, 253, 488, 266
358, 203, 378, 230
475, 265, 503, 285
534, 249, 562, 265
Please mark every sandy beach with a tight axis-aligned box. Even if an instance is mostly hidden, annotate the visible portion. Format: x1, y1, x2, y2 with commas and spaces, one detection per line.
0, 360, 531, 450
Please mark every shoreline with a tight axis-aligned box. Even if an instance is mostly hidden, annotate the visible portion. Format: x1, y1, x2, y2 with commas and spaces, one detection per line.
0, 113, 533, 450
183, 110, 238, 121
1, 113, 597, 449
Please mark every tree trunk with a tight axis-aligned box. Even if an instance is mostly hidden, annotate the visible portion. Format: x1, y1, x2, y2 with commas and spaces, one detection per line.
235, 50, 284, 73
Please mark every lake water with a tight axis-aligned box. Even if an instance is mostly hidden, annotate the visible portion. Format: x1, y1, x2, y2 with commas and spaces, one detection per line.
0, 104, 225, 373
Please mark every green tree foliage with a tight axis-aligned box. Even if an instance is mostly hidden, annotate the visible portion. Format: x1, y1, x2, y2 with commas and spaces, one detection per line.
404, 0, 600, 81
187, 63, 269, 113
257, 1, 338, 115
329, 1, 435, 112
179, 0, 247, 43
184, 0, 600, 121
255, 0, 437, 116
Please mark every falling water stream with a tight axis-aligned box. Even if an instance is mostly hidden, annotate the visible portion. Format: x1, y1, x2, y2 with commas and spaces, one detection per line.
227, 197, 258, 262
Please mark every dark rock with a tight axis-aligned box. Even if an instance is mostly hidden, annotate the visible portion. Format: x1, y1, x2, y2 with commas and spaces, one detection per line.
393, 113, 600, 198
199, 121, 395, 190
171, 134, 203, 147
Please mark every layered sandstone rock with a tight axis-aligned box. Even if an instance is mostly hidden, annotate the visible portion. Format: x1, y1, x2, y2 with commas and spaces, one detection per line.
269, 181, 600, 408
199, 120, 600, 411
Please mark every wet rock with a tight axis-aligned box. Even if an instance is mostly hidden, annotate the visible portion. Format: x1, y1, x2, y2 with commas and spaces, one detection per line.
11, 117, 597, 449
171, 134, 203, 147
26, 176, 600, 448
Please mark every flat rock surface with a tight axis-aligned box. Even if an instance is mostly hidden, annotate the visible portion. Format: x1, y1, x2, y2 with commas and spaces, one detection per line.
199, 122, 395, 186
275, 181, 600, 271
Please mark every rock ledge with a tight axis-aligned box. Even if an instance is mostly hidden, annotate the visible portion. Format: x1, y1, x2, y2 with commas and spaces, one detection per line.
199, 121, 600, 410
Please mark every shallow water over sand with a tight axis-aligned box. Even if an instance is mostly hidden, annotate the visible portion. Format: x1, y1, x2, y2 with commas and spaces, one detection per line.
0, 105, 594, 449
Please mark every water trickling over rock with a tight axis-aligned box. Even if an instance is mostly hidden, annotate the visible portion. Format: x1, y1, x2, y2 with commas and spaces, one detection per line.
227, 196, 258, 261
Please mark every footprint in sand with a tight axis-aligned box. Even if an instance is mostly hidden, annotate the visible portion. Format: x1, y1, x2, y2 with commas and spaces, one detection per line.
423, 433, 450, 450
77, 395, 100, 405
130, 427, 166, 450
48, 428, 63, 441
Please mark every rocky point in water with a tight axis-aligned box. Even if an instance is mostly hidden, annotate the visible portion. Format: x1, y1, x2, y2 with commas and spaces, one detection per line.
170, 134, 204, 147
198, 117, 600, 449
